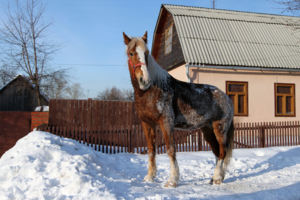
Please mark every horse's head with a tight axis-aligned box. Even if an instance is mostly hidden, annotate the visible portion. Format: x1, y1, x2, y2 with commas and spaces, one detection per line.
123, 31, 151, 90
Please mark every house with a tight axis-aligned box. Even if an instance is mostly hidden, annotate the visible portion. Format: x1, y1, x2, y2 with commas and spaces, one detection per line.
0, 74, 49, 111
151, 4, 300, 123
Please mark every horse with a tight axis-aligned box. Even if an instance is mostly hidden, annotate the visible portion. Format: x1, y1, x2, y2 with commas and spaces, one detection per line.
123, 31, 234, 187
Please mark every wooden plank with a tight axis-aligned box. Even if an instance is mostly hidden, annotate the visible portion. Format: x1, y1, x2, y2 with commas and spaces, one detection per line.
129, 126, 132, 153
297, 121, 300, 145
97, 125, 101, 152
73, 100, 78, 126
273, 121, 276, 147
138, 125, 142, 154
296, 121, 300, 145
117, 101, 121, 127
198, 130, 202, 151
289, 121, 292, 146
102, 101, 108, 128
109, 126, 112, 154
128, 102, 133, 127
55, 126, 58, 137
247, 123, 249, 148
99, 101, 104, 128
249, 123, 252, 148
83, 100, 88, 128
87, 99, 92, 129
283, 121, 286, 146
267, 122, 270, 147
238, 123, 240, 149
91, 100, 97, 130
48, 100, 55, 125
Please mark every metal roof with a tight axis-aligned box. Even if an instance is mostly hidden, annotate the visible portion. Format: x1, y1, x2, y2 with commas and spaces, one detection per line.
160, 4, 300, 69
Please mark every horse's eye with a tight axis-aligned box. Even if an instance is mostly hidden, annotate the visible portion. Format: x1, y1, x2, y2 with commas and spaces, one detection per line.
129, 53, 134, 57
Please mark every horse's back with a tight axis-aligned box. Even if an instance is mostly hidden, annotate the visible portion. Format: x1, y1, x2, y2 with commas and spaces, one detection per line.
172, 79, 233, 130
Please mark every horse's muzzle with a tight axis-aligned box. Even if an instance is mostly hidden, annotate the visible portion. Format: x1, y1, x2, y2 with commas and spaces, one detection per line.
138, 78, 151, 90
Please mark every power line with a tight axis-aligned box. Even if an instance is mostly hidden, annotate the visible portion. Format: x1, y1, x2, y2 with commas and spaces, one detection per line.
52, 63, 126, 67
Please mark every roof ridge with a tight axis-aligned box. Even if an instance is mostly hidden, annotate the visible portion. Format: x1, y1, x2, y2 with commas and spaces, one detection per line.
162, 4, 300, 20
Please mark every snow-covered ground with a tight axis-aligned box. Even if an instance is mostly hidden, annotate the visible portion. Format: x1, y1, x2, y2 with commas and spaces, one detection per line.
0, 131, 300, 200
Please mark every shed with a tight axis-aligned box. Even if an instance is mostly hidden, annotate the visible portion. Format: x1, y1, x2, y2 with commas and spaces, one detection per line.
0, 74, 49, 111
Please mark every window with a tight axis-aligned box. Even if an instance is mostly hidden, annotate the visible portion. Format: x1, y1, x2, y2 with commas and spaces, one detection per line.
165, 24, 172, 55
226, 81, 248, 116
275, 83, 295, 117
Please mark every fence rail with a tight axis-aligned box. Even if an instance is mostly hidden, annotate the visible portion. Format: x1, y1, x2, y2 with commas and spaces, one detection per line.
38, 121, 300, 154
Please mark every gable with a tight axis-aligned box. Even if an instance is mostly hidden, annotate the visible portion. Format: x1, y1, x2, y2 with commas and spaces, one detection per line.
151, 7, 185, 70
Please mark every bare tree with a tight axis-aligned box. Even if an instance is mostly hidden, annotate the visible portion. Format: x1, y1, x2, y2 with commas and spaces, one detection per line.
65, 82, 85, 99
0, 64, 17, 87
212, 0, 216, 9
123, 88, 134, 101
96, 86, 133, 101
0, 0, 69, 105
270, 0, 300, 14
43, 76, 68, 99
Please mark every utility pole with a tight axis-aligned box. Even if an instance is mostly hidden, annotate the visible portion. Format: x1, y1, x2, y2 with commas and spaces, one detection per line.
212, 0, 216, 9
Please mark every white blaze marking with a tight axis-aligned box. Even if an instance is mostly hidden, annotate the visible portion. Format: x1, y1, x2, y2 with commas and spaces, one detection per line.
136, 46, 150, 83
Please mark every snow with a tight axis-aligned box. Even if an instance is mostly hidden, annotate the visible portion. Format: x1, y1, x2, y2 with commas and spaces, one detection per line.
34, 106, 49, 112
0, 131, 300, 200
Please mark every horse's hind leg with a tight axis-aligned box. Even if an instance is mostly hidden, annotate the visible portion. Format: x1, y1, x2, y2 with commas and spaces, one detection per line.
142, 121, 157, 182
211, 119, 233, 185
160, 121, 179, 187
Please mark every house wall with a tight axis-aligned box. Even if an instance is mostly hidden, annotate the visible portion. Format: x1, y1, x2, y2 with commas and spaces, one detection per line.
168, 64, 300, 123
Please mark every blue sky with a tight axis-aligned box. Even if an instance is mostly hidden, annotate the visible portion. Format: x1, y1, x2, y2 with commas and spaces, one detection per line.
3, 0, 296, 98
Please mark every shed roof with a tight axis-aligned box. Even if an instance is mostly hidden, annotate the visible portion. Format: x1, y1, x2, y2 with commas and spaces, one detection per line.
0, 74, 49, 101
154, 4, 300, 69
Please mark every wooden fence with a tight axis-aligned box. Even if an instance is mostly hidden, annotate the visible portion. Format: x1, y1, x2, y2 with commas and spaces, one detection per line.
48, 99, 141, 129
38, 121, 300, 154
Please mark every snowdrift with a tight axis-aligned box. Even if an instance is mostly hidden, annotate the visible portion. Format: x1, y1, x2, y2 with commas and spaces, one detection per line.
0, 131, 299, 200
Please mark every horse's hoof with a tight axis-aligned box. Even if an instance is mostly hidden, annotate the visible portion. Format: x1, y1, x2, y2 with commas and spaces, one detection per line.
143, 175, 154, 182
164, 181, 177, 188
143, 179, 154, 183
213, 179, 223, 185
209, 178, 223, 185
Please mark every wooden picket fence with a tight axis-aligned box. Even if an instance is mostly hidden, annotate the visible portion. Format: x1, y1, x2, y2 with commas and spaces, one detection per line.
38, 121, 300, 154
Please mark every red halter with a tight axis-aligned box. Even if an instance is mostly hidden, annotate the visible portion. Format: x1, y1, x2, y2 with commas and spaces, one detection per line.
127, 54, 147, 81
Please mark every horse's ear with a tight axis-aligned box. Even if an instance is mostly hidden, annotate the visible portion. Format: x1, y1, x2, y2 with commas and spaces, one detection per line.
123, 32, 131, 45
142, 31, 147, 44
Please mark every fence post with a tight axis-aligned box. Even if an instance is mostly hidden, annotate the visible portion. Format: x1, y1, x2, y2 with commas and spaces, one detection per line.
198, 130, 202, 151
260, 124, 265, 148
130, 127, 133, 153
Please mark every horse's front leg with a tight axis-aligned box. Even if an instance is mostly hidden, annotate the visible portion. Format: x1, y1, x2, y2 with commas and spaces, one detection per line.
142, 121, 157, 182
160, 118, 179, 187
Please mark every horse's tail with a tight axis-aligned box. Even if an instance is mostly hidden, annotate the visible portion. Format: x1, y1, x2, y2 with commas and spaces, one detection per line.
224, 119, 234, 170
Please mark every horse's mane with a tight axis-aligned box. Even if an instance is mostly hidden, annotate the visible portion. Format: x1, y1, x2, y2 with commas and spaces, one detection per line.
126, 37, 169, 85
147, 54, 169, 85
126, 37, 149, 54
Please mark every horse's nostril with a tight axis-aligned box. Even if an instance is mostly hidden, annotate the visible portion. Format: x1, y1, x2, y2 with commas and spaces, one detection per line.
140, 77, 143, 83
